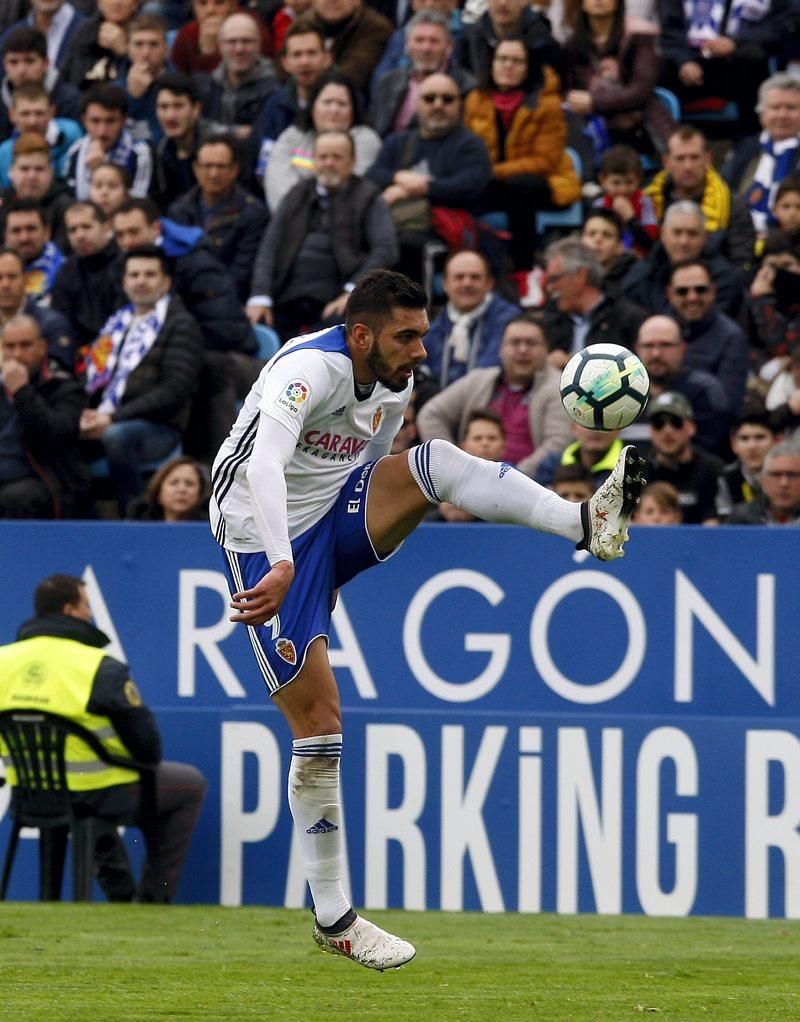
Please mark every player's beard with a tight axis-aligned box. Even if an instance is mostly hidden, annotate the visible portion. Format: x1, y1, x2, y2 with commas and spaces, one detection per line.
365, 340, 411, 393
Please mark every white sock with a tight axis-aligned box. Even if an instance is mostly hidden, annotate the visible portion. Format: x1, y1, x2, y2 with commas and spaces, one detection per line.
409, 439, 584, 542
288, 734, 351, 929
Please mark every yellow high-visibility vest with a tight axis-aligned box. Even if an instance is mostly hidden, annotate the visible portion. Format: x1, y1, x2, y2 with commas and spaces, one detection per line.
0, 635, 138, 791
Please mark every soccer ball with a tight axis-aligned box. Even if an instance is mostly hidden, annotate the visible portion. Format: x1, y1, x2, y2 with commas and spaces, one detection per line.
559, 343, 650, 431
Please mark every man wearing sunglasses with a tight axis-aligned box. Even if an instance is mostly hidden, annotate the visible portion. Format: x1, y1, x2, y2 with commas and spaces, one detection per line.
666, 259, 748, 411
645, 390, 724, 524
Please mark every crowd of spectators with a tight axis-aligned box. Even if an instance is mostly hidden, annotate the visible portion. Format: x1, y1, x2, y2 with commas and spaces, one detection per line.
0, 0, 799, 525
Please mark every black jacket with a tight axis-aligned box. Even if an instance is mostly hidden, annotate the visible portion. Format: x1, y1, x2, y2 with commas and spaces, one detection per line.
87, 293, 204, 432
59, 12, 129, 87
646, 445, 725, 524
622, 242, 743, 319
51, 239, 122, 347
661, 0, 791, 69
540, 293, 648, 354
168, 184, 269, 302
455, 8, 561, 81
0, 178, 75, 252
14, 613, 161, 766
1, 359, 89, 517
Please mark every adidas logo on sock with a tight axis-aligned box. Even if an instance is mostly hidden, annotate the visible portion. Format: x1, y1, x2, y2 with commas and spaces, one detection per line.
306, 817, 339, 834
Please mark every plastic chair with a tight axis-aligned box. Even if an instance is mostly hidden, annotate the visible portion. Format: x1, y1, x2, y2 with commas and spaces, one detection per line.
654, 86, 681, 122
252, 322, 281, 361
0, 709, 161, 902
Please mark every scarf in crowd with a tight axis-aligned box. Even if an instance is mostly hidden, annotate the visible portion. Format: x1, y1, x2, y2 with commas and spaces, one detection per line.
73, 127, 135, 199
684, 0, 770, 45
492, 89, 525, 131
438, 293, 493, 387
25, 242, 63, 300
85, 295, 170, 412
746, 132, 800, 233
645, 166, 731, 232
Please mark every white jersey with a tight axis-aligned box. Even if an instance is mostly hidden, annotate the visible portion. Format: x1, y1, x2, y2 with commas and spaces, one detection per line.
210, 325, 411, 552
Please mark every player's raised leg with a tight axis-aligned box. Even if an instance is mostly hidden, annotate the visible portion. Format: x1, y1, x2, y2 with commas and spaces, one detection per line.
367, 440, 646, 560
272, 638, 416, 972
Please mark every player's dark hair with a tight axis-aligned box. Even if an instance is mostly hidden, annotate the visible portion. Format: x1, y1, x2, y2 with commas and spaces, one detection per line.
583, 207, 624, 239
3, 27, 47, 59
464, 407, 505, 438
598, 144, 643, 181
123, 243, 170, 275
345, 270, 427, 335
34, 574, 85, 617
81, 83, 128, 116
155, 73, 201, 104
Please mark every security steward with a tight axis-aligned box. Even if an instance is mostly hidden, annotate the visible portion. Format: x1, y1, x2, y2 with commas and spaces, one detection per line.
0, 574, 206, 901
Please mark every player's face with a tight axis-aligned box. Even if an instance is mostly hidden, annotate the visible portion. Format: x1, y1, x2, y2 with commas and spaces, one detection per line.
365, 307, 429, 392
731, 425, 773, 473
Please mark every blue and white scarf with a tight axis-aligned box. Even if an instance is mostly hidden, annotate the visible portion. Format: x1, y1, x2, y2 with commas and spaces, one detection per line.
25, 241, 63, 303
85, 295, 170, 412
72, 127, 135, 200
684, 0, 771, 45
746, 132, 800, 233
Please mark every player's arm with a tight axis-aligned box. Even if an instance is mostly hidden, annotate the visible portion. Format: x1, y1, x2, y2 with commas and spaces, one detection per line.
229, 412, 298, 625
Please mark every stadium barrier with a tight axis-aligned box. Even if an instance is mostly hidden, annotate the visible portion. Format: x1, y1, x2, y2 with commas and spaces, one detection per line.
0, 521, 798, 918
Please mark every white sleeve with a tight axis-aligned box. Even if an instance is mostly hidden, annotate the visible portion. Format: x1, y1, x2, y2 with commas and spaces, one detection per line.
246, 412, 297, 565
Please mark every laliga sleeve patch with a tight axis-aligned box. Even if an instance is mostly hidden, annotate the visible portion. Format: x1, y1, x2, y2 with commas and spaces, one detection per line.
276, 380, 311, 416
124, 679, 143, 707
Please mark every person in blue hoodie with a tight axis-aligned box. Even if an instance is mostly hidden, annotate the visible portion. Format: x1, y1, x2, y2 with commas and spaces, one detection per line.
110, 197, 261, 460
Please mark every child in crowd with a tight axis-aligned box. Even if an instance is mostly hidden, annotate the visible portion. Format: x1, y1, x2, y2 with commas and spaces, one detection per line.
771, 176, 800, 249
581, 208, 637, 297
593, 144, 659, 254
633, 481, 683, 525
715, 405, 776, 520
551, 464, 594, 503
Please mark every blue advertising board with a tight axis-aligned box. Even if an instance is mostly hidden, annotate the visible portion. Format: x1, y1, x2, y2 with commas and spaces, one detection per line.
1, 521, 799, 918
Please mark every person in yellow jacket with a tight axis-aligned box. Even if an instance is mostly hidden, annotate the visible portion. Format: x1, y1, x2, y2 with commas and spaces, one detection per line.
644, 125, 755, 269
463, 37, 580, 290
0, 573, 206, 902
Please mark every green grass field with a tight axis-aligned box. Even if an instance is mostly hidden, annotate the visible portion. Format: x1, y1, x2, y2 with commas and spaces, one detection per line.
1, 906, 798, 1021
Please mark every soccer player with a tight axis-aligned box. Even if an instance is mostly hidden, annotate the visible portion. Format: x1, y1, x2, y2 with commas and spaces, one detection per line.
210, 270, 645, 971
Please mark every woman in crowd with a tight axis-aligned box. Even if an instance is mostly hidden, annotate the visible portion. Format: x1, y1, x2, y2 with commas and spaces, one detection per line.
127, 456, 210, 521
265, 71, 382, 213
562, 0, 672, 158
462, 37, 580, 289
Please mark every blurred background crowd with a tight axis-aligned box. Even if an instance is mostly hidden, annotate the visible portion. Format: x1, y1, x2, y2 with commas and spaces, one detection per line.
0, 0, 799, 526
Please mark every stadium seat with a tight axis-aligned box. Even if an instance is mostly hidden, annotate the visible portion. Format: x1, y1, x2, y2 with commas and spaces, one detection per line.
252, 322, 281, 360
0, 709, 161, 902
89, 442, 183, 480
654, 86, 681, 122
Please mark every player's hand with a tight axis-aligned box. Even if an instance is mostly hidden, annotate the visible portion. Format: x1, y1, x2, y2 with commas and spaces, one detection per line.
679, 61, 704, 86
229, 561, 295, 625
